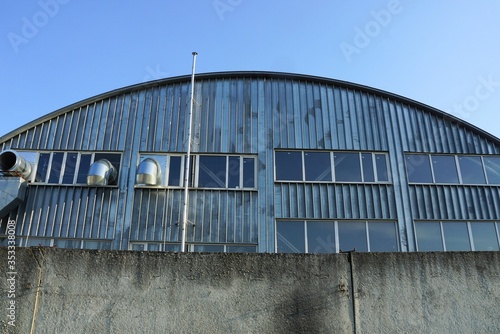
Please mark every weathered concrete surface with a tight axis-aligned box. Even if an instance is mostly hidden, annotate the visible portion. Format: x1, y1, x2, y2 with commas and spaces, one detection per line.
0, 249, 499, 334
1, 248, 353, 333
352, 252, 500, 334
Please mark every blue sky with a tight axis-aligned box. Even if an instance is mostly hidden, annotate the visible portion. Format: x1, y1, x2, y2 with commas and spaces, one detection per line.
2, 0, 500, 139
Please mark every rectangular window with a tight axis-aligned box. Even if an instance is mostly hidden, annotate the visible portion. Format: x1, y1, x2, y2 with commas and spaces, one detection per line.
432, 155, 459, 183
484, 156, 500, 184
242, 157, 255, 188
307, 221, 335, 253
304, 152, 332, 181
470, 222, 500, 251
227, 156, 240, 188
275, 151, 302, 181
375, 154, 389, 182
36, 153, 51, 182
406, 154, 433, 183
76, 154, 92, 184
62, 152, 78, 184
416, 222, 444, 251
338, 221, 367, 252
198, 155, 227, 188
168, 156, 182, 186
48, 152, 64, 184
361, 153, 375, 182
458, 156, 486, 184
442, 222, 471, 251
276, 221, 305, 253
334, 152, 362, 182
368, 221, 399, 252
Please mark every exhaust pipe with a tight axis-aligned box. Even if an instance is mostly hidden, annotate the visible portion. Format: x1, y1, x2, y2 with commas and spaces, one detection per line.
0, 150, 32, 180
136, 158, 162, 186
87, 159, 117, 186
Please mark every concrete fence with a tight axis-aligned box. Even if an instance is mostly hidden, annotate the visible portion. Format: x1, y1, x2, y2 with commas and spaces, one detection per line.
1, 248, 499, 333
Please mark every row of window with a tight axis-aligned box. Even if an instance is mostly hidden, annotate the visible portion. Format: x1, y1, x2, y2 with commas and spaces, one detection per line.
130, 242, 257, 253
137, 154, 256, 189
415, 221, 500, 251
276, 220, 399, 253
275, 151, 390, 183
406, 154, 500, 185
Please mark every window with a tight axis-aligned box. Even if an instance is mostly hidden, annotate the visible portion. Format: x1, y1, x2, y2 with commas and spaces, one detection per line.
276, 220, 398, 253
406, 153, 500, 185
136, 153, 256, 189
416, 221, 500, 251
334, 153, 362, 182
431, 155, 459, 184
458, 156, 486, 184
484, 156, 500, 184
275, 151, 302, 181
304, 152, 331, 181
406, 154, 433, 183
275, 150, 390, 183
32, 151, 121, 186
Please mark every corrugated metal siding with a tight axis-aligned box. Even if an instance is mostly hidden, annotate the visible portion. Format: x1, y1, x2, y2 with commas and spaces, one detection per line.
1, 72, 500, 252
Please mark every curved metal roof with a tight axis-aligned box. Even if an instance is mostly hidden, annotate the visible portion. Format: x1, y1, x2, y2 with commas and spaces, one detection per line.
2, 71, 499, 144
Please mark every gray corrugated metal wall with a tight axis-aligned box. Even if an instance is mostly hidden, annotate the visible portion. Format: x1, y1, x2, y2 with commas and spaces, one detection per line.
1, 72, 499, 252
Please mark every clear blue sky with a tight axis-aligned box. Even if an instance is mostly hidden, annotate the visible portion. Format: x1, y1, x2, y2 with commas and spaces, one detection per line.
2, 0, 500, 139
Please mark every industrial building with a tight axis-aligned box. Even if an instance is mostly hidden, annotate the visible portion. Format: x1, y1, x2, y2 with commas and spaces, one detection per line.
1, 71, 499, 253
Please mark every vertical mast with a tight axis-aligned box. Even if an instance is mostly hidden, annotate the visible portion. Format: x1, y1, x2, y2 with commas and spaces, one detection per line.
180, 52, 198, 252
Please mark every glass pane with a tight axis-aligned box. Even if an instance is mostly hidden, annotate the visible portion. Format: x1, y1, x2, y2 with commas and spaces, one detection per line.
243, 158, 255, 188
35, 153, 51, 182
226, 245, 257, 253
406, 154, 432, 183
131, 244, 145, 251
198, 156, 226, 188
415, 222, 443, 251
168, 156, 182, 186
375, 154, 389, 182
334, 153, 362, 182
84, 241, 112, 250
459, 156, 486, 184
442, 222, 471, 251
276, 221, 305, 253
484, 156, 500, 184
368, 222, 398, 252
48, 152, 64, 184
76, 154, 92, 184
62, 153, 78, 184
304, 152, 331, 181
163, 244, 181, 252
227, 156, 240, 188
471, 222, 499, 251
361, 153, 374, 182
338, 221, 367, 252
432, 155, 459, 183
26, 238, 52, 247
307, 221, 335, 253
275, 151, 302, 181
192, 245, 225, 253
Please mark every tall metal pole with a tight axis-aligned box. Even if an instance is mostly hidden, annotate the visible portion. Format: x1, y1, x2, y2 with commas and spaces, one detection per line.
180, 52, 198, 252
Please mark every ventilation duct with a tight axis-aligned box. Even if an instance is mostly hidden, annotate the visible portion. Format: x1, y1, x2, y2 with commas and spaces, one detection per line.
0, 150, 32, 180
87, 159, 117, 186
136, 158, 162, 186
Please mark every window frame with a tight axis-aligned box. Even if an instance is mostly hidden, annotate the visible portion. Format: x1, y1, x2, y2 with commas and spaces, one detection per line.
275, 219, 399, 253
406, 153, 500, 185
274, 150, 391, 184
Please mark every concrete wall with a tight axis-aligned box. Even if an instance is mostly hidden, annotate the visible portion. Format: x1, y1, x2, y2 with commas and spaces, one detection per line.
1, 248, 499, 334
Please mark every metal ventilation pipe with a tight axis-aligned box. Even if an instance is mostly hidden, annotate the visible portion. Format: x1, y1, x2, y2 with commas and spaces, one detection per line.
0, 150, 32, 180
87, 159, 117, 186
136, 158, 162, 186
